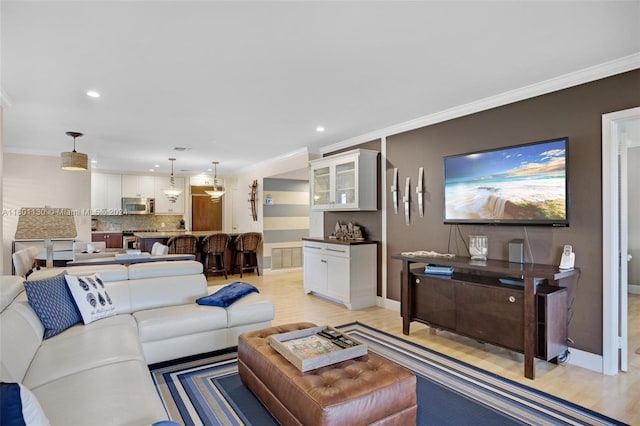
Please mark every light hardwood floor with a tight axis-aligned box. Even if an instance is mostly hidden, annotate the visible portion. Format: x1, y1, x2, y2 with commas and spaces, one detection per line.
208, 271, 640, 424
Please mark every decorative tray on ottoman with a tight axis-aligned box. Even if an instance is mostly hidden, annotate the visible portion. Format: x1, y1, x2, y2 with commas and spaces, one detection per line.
268, 325, 367, 372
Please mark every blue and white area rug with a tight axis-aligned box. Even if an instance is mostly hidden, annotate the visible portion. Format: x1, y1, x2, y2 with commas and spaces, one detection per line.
150, 322, 626, 426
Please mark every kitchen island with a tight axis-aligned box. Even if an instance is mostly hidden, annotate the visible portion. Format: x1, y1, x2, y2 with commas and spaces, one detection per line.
133, 230, 239, 253
133, 231, 246, 273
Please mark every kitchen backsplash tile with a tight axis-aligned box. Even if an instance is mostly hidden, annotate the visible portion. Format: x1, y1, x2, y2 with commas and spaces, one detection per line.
92, 215, 183, 231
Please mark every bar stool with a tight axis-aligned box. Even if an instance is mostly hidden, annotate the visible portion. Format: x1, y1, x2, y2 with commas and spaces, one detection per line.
202, 233, 230, 279
167, 235, 199, 261
232, 232, 262, 277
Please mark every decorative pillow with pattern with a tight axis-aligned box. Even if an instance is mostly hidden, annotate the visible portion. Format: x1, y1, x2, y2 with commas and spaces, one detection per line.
23, 271, 81, 339
66, 274, 116, 324
65, 273, 116, 324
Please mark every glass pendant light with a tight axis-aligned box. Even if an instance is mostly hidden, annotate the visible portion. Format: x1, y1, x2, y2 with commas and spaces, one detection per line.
162, 158, 182, 203
205, 161, 225, 199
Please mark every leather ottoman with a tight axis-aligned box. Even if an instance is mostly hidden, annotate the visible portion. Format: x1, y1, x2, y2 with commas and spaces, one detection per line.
238, 323, 417, 426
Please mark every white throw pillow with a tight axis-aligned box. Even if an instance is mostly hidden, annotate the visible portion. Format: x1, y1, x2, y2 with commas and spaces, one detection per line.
65, 274, 116, 324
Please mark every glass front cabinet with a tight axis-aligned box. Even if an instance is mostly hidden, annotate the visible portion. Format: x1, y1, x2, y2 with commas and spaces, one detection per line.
309, 148, 378, 211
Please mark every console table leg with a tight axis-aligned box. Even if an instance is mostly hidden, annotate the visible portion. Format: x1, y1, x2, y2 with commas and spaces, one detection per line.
401, 259, 411, 335
524, 276, 537, 379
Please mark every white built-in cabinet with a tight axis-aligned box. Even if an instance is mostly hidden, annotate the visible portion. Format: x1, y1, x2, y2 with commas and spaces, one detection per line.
122, 175, 155, 198
154, 176, 185, 214
92, 173, 185, 215
91, 173, 122, 213
303, 239, 377, 310
309, 148, 378, 211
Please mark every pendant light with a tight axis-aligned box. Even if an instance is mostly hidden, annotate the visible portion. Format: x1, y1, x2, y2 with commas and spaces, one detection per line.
61, 131, 88, 170
205, 161, 225, 199
162, 158, 183, 203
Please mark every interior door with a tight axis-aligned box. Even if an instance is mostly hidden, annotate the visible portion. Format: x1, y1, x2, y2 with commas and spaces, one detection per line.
191, 187, 222, 231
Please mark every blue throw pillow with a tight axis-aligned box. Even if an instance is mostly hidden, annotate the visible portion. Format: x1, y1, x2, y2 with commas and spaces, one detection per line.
0, 382, 50, 425
196, 281, 259, 308
23, 271, 81, 339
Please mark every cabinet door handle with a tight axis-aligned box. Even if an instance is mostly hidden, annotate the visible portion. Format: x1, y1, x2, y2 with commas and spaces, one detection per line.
508, 296, 516, 303
321, 260, 327, 264
415, 278, 421, 284
326, 248, 346, 253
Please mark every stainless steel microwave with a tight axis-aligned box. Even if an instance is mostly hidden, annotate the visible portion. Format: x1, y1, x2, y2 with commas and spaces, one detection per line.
122, 197, 155, 214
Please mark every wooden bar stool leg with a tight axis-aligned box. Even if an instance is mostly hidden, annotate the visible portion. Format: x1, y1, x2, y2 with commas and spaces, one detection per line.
220, 253, 228, 280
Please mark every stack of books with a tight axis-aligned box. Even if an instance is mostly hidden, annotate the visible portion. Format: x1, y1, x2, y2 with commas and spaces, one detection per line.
424, 264, 454, 276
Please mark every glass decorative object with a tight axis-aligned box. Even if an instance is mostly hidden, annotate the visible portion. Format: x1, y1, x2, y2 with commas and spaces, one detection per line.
469, 235, 488, 261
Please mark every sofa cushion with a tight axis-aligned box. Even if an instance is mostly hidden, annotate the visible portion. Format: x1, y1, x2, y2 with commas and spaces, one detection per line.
224, 291, 276, 328
28, 264, 128, 282
0, 382, 50, 426
23, 317, 144, 389
0, 293, 45, 382
196, 281, 259, 307
31, 360, 168, 426
65, 274, 117, 324
23, 272, 81, 339
134, 304, 227, 343
127, 260, 203, 280
128, 275, 207, 312
0, 276, 25, 313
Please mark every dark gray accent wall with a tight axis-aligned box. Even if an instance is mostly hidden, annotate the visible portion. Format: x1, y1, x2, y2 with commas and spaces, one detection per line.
385, 70, 640, 355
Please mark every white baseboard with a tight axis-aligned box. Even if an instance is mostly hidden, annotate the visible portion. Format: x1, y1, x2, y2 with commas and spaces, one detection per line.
263, 267, 303, 275
377, 297, 400, 312
566, 348, 603, 374
628, 284, 640, 295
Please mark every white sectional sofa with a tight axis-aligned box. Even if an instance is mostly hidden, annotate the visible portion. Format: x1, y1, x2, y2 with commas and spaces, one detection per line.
0, 260, 275, 425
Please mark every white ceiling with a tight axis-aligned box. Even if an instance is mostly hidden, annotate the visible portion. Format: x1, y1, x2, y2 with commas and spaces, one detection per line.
2, 1, 639, 177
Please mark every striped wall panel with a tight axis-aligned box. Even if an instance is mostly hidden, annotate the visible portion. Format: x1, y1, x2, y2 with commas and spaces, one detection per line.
263, 178, 309, 269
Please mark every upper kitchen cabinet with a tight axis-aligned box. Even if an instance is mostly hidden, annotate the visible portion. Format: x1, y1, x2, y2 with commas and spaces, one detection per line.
122, 175, 155, 198
154, 176, 185, 214
310, 149, 378, 211
91, 173, 122, 213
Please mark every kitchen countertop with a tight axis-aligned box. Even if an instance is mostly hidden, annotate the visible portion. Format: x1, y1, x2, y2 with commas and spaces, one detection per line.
133, 230, 241, 238
302, 237, 377, 246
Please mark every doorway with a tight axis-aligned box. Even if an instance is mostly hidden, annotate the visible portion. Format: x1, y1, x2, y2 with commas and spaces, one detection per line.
191, 186, 222, 231
602, 107, 640, 375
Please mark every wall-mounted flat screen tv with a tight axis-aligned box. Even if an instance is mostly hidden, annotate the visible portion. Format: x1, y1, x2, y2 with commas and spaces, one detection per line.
443, 137, 569, 226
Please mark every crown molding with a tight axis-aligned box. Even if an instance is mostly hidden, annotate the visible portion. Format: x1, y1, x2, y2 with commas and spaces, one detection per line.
320, 53, 640, 155
235, 146, 313, 176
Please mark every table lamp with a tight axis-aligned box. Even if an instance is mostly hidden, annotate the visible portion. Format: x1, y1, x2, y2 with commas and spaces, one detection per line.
14, 207, 78, 268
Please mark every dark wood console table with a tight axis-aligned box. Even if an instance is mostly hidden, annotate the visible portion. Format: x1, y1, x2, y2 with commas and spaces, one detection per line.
392, 254, 579, 379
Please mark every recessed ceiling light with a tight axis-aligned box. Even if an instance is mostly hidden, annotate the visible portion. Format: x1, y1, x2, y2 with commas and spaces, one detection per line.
91, 160, 97, 163
316, 126, 325, 132
149, 169, 155, 172
154, 164, 160, 168
86, 90, 100, 98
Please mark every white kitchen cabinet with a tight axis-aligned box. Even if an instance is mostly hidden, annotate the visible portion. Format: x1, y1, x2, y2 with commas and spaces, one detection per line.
91, 173, 122, 214
154, 176, 185, 214
303, 239, 377, 310
122, 175, 155, 198
309, 148, 378, 211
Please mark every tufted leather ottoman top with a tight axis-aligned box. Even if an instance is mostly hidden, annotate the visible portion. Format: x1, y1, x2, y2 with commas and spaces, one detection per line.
238, 323, 417, 426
